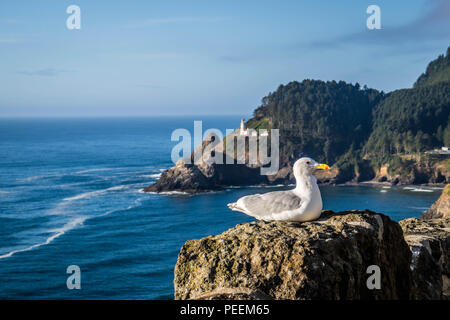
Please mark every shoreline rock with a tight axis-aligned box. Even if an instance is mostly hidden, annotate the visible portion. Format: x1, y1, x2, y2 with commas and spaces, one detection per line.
422, 184, 450, 219
174, 210, 450, 300
399, 217, 450, 299
144, 155, 448, 194
174, 210, 413, 300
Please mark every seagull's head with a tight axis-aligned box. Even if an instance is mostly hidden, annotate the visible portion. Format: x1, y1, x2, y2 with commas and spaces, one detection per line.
293, 157, 330, 177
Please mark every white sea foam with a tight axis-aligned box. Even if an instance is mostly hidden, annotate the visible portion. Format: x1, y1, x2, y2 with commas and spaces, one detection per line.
74, 168, 111, 174
410, 188, 434, 193
62, 185, 132, 202
63, 189, 107, 202
142, 173, 162, 179
0, 216, 86, 259
380, 190, 388, 193
409, 206, 429, 210
144, 190, 191, 195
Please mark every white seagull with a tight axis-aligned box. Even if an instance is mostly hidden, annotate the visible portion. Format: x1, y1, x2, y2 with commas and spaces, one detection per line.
227, 157, 330, 222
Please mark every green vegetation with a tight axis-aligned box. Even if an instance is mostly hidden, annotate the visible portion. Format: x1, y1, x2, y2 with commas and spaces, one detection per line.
414, 47, 450, 88
249, 80, 383, 164
364, 82, 450, 155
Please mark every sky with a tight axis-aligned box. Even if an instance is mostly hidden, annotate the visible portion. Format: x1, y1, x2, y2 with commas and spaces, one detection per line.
0, 0, 449, 117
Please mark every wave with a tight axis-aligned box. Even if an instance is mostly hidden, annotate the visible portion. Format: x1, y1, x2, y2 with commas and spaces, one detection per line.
0, 216, 86, 260
380, 190, 388, 193
63, 189, 108, 202
142, 173, 162, 179
408, 206, 429, 210
74, 168, 112, 174
62, 184, 134, 202
410, 188, 434, 193
1, 190, 147, 259
18, 174, 58, 182
144, 190, 191, 195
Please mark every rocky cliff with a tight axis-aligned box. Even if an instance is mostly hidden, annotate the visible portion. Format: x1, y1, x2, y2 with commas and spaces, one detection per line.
422, 184, 450, 219
399, 217, 450, 299
174, 210, 414, 300
174, 210, 450, 300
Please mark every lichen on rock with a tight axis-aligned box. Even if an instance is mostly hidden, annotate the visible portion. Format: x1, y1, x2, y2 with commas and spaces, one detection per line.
422, 184, 450, 219
399, 217, 450, 299
174, 210, 413, 300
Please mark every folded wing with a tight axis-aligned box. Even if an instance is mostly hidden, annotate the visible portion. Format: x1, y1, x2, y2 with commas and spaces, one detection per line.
229, 190, 303, 219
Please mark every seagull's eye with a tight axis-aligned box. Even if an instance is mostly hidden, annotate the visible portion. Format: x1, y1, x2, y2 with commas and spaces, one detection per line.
306, 161, 310, 165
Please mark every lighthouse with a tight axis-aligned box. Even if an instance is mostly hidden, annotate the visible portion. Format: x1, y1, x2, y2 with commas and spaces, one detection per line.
240, 118, 248, 135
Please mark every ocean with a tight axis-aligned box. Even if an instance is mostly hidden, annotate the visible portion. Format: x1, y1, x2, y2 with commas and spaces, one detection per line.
0, 117, 442, 299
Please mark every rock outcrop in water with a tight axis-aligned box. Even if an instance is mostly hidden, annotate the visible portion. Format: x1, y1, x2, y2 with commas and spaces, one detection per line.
174, 210, 450, 300
174, 210, 413, 300
422, 184, 450, 219
143, 159, 269, 193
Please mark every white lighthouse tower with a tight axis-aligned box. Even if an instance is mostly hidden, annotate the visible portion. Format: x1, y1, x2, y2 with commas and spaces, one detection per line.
240, 118, 248, 135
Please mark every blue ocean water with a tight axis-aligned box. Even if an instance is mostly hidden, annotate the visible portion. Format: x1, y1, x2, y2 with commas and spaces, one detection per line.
0, 117, 442, 299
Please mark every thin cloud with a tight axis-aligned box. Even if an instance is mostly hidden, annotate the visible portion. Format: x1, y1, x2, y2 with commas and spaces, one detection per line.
219, 55, 253, 63
0, 38, 19, 43
305, 0, 450, 49
18, 68, 69, 77
135, 84, 164, 89
119, 53, 186, 59
0, 18, 24, 24
127, 17, 228, 28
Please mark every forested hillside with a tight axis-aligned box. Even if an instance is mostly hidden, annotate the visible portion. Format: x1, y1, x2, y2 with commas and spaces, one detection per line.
414, 47, 450, 88
247, 80, 383, 164
364, 82, 450, 156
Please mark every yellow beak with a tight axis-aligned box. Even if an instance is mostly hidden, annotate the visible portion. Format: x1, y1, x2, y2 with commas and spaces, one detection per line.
315, 163, 330, 170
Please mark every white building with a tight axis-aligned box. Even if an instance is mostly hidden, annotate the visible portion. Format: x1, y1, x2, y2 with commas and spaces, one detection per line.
425, 146, 450, 155
240, 118, 248, 135
240, 118, 268, 137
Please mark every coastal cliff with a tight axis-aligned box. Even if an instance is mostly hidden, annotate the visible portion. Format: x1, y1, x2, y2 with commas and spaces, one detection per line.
422, 184, 450, 219
174, 210, 450, 300
400, 217, 450, 299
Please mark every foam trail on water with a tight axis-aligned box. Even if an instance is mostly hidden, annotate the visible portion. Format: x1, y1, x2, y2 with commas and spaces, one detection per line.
0, 217, 86, 260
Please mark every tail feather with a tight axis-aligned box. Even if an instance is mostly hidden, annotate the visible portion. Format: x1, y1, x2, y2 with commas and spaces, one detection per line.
228, 202, 254, 217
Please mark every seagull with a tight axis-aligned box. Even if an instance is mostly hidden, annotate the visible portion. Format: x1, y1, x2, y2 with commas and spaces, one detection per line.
227, 157, 330, 222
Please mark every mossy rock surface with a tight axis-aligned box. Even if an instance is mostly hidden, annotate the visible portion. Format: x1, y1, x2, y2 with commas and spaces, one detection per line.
174, 210, 413, 300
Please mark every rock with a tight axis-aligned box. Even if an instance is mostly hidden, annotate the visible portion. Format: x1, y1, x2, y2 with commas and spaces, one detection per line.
422, 184, 450, 219
372, 161, 450, 186
189, 288, 274, 300
174, 210, 412, 300
143, 161, 215, 193
399, 217, 450, 299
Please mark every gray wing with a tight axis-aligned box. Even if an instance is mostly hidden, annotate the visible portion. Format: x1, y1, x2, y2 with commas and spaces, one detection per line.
238, 190, 302, 218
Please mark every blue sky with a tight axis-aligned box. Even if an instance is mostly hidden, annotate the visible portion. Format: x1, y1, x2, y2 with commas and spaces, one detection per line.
0, 0, 449, 117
